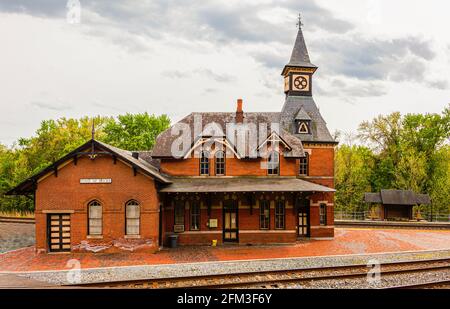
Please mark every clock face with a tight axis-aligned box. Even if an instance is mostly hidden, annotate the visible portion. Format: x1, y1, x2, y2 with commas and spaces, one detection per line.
292, 75, 310, 91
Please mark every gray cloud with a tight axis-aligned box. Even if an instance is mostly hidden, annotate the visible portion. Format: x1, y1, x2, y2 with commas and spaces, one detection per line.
162, 69, 235, 83
311, 36, 441, 89
30, 100, 72, 111
251, 50, 286, 70
426, 80, 449, 90
1, 0, 445, 96
0, 0, 65, 17
0, 0, 353, 46
316, 78, 387, 99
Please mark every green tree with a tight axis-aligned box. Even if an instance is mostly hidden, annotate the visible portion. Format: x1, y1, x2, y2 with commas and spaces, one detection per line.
335, 145, 375, 213
103, 113, 170, 150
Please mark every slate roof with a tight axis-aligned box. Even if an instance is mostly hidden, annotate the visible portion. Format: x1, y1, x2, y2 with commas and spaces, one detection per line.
364, 190, 431, 205
95, 141, 171, 183
294, 107, 312, 121
280, 96, 335, 143
151, 112, 306, 158
282, 26, 317, 72
160, 177, 335, 193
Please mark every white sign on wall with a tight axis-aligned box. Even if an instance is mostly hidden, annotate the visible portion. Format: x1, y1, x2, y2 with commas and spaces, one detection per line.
80, 178, 112, 184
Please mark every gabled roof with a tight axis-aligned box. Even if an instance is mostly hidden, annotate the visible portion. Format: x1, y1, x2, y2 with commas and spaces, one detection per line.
364, 190, 431, 205
5, 139, 171, 195
151, 112, 306, 158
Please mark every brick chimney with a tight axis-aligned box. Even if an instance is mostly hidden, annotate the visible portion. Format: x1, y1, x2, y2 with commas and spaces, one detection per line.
236, 99, 244, 123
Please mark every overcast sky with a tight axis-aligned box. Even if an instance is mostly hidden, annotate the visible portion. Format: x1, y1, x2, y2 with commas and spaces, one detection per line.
0, 0, 449, 146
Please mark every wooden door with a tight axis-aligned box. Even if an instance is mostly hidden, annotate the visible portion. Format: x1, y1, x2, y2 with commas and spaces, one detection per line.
47, 214, 71, 252
223, 200, 238, 242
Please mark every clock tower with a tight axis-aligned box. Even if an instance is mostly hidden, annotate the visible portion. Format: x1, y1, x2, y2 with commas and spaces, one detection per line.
281, 20, 317, 97
280, 17, 334, 143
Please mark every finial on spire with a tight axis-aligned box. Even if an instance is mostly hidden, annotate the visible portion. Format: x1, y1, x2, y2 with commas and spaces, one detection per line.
91, 118, 95, 140
296, 13, 303, 29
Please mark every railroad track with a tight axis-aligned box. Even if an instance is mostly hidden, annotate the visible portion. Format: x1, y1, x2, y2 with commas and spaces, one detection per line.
388, 279, 450, 289
69, 258, 450, 289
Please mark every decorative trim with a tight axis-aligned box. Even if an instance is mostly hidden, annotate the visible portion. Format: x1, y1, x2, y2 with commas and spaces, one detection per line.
42, 210, 75, 214
86, 235, 103, 239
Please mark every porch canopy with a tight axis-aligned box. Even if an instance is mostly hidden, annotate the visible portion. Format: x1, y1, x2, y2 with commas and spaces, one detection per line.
160, 177, 335, 193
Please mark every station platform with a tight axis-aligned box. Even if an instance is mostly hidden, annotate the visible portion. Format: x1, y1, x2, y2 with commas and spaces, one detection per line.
1, 228, 449, 274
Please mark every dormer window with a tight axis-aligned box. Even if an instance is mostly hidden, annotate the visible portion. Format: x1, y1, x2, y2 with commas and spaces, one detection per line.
267, 151, 280, 176
298, 122, 309, 134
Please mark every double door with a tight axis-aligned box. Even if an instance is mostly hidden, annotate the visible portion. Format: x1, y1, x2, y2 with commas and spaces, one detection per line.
47, 214, 71, 252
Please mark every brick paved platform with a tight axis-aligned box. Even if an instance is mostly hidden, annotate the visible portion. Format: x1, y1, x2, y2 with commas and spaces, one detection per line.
1, 228, 450, 272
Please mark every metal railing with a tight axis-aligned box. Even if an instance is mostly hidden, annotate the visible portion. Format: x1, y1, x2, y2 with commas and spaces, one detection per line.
334, 210, 450, 222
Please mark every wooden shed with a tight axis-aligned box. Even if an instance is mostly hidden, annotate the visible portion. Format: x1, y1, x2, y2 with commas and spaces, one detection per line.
364, 190, 431, 221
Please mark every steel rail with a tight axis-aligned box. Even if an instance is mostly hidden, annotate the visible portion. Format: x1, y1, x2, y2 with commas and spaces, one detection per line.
68, 258, 450, 289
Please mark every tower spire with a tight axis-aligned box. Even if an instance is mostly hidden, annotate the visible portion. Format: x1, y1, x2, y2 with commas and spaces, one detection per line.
287, 16, 315, 68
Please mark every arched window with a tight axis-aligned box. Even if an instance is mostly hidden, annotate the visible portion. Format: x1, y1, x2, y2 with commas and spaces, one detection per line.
200, 151, 210, 176
88, 200, 102, 236
215, 151, 225, 176
299, 153, 309, 176
267, 151, 279, 175
125, 200, 140, 236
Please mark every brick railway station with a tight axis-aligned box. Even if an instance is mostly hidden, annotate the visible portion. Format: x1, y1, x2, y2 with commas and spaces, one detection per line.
5, 24, 337, 253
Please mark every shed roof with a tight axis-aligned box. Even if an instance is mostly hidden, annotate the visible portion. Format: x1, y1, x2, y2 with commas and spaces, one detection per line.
160, 177, 335, 193
364, 190, 431, 205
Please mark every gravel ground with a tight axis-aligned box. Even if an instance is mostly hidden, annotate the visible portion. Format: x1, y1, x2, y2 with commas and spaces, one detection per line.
10, 249, 450, 286
0, 222, 35, 253
273, 268, 450, 289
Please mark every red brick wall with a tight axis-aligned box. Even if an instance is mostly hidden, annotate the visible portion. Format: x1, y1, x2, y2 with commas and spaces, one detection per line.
305, 145, 335, 177
35, 155, 160, 253
162, 192, 333, 245
161, 155, 300, 177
